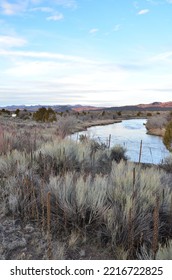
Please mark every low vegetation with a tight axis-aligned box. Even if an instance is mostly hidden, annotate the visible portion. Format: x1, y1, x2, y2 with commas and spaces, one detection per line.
33, 107, 57, 122
145, 112, 172, 142
163, 120, 172, 152
146, 115, 168, 130
0, 116, 172, 260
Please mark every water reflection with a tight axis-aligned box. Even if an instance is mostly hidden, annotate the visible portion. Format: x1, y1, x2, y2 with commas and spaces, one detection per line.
72, 119, 170, 164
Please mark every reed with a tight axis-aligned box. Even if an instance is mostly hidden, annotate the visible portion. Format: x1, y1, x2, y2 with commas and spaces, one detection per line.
128, 168, 137, 258
22, 175, 31, 222
47, 191, 52, 259
0, 125, 4, 154
152, 194, 160, 259
40, 179, 45, 231
31, 182, 39, 221
132, 165, 136, 195
128, 207, 134, 258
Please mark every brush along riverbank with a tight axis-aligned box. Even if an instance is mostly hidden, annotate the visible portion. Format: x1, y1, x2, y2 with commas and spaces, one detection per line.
146, 128, 166, 137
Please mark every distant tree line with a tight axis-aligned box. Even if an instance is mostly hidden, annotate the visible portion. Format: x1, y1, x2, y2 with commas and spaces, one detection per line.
0, 109, 10, 115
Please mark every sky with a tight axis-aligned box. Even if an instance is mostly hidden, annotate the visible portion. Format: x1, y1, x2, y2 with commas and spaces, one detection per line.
0, 0, 172, 107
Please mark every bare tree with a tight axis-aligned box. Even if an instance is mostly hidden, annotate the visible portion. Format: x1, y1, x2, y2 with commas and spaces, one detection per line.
57, 116, 78, 138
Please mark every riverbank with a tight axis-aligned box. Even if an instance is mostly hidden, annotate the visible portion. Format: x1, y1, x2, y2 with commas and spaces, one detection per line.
72, 116, 148, 134
75, 117, 166, 139
72, 118, 170, 164
146, 128, 166, 137
72, 118, 122, 133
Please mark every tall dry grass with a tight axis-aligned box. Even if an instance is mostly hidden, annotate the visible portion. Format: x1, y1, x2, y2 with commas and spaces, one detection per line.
1, 118, 172, 259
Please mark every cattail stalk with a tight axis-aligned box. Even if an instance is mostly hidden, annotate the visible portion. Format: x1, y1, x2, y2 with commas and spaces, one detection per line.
152, 195, 160, 259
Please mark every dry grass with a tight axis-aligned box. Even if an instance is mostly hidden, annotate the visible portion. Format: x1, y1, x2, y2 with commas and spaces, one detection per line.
156, 240, 172, 259
1, 117, 172, 259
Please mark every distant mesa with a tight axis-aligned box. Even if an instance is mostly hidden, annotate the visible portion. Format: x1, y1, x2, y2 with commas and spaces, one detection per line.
137, 101, 172, 108
151, 102, 162, 105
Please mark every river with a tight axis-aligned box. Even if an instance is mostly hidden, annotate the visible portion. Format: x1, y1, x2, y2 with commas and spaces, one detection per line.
72, 119, 170, 164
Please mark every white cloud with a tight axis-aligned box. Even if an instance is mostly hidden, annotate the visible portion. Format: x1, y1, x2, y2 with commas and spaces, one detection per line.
0, 49, 98, 64
30, 6, 64, 21
0, 0, 28, 15
166, 0, 172, 3
46, 13, 63, 21
0, 35, 27, 48
138, 9, 150, 15
30, 7, 54, 13
150, 51, 172, 62
5, 60, 63, 77
1, 34, 172, 106
89, 28, 99, 34
0, 49, 129, 94
0, 0, 77, 16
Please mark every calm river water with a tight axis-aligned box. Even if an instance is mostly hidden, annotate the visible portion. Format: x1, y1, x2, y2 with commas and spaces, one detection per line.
72, 119, 170, 164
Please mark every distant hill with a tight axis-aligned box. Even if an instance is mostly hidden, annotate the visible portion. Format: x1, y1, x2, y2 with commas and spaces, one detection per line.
72, 105, 103, 112
137, 101, 172, 109
0, 104, 84, 112
0, 104, 103, 112
102, 101, 172, 111
1, 101, 172, 112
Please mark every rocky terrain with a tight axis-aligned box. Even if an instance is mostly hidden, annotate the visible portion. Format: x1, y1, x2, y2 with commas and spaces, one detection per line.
0, 211, 48, 260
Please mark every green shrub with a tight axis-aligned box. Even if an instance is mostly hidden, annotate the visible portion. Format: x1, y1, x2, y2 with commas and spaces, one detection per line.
90, 139, 107, 153
147, 112, 152, 117
33, 107, 57, 122
15, 109, 20, 116
110, 145, 128, 163
1, 109, 10, 115
117, 111, 122, 116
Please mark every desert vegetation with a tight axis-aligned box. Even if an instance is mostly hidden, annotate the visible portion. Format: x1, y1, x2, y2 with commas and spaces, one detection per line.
33, 107, 57, 122
145, 111, 172, 153
0, 116, 172, 260
163, 120, 172, 152
145, 113, 170, 137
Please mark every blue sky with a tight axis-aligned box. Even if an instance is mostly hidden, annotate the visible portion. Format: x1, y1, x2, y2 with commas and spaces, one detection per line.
0, 0, 172, 107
